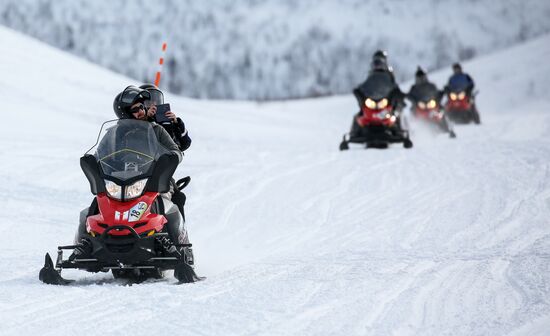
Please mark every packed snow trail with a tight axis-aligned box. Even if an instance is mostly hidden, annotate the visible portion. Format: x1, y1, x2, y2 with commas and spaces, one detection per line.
1, 27, 550, 335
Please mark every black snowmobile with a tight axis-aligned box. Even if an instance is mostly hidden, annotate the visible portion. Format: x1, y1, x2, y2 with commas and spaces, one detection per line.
340, 72, 413, 150
409, 83, 456, 138
39, 119, 202, 285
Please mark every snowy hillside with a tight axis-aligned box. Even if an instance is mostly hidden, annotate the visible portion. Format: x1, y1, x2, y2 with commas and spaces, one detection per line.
1, 25, 550, 335
1, 0, 550, 99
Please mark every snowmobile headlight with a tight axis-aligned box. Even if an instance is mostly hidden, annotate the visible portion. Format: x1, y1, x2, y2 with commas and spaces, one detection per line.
458, 91, 466, 100
450, 92, 457, 101
377, 98, 388, 109
427, 99, 437, 109
125, 178, 148, 200
105, 180, 122, 200
417, 101, 426, 109
365, 98, 377, 109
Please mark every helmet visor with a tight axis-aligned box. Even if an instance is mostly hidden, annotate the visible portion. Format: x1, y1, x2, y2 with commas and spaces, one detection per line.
144, 88, 164, 107
120, 86, 151, 104
371, 59, 387, 70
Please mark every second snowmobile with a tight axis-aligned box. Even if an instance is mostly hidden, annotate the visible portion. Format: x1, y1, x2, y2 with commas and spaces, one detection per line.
409, 83, 456, 138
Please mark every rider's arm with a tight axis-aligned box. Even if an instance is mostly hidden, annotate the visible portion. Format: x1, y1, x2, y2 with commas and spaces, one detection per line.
154, 124, 183, 163
467, 74, 475, 86
174, 118, 192, 152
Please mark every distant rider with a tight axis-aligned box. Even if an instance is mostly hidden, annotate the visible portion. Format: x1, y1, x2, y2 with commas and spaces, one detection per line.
444, 63, 479, 117
407, 67, 443, 113
348, 50, 406, 138
444, 63, 475, 96
353, 50, 405, 112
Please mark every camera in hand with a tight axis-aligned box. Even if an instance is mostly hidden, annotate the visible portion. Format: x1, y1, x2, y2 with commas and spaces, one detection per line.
154, 103, 171, 124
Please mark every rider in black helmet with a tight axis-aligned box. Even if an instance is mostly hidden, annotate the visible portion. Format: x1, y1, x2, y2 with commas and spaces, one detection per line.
347, 50, 407, 138
353, 50, 404, 111
407, 66, 443, 114
111, 85, 182, 162
80, 86, 193, 247
75, 85, 191, 253
113, 85, 152, 119
372, 49, 388, 62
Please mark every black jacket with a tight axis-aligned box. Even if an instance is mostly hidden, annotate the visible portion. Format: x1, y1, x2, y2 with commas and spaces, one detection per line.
155, 118, 192, 152
152, 123, 183, 163
407, 81, 443, 104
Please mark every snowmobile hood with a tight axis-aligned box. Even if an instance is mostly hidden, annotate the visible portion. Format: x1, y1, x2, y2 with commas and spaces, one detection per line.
412, 83, 440, 102
358, 72, 396, 101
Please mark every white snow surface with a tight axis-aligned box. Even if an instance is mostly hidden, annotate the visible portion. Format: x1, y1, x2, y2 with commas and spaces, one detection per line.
1, 26, 550, 335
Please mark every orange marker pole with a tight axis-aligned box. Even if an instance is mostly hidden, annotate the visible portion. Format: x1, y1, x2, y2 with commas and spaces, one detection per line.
154, 42, 168, 87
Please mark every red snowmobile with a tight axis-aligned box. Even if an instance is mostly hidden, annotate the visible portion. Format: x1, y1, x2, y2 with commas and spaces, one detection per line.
340, 72, 413, 150
409, 83, 456, 138
39, 119, 201, 285
444, 84, 480, 124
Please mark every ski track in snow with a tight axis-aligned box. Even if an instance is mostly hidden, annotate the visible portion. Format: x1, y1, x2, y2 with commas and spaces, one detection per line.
1, 27, 550, 335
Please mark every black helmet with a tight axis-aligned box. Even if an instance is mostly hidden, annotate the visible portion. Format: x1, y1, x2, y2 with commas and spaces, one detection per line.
372, 50, 388, 61
415, 66, 426, 78
113, 85, 151, 119
415, 66, 428, 84
452, 62, 462, 72
139, 83, 164, 106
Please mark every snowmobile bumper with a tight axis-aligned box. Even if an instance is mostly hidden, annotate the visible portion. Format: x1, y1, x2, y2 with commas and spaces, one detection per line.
60, 226, 180, 271
40, 225, 202, 284
446, 109, 475, 124
351, 125, 408, 144
339, 125, 412, 150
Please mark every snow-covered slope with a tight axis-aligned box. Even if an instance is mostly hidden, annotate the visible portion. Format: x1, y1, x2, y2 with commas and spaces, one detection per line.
2, 0, 550, 99
1, 26, 550, 335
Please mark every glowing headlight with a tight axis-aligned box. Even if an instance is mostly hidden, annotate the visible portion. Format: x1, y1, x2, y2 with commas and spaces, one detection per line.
377, 98, 388, 109
418, 101, 426, 109
450, 93, 457, 101
427, 99, 437, 109
458, 91, 466, 100
105, 180, 122, 200
365, 98, 377, 109
125, 178, 148, 200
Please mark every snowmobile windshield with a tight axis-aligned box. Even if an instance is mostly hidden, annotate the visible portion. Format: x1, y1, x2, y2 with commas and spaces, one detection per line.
92, 120, 170, 181
413, 83, 439, 102
359, 72, 396, 101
